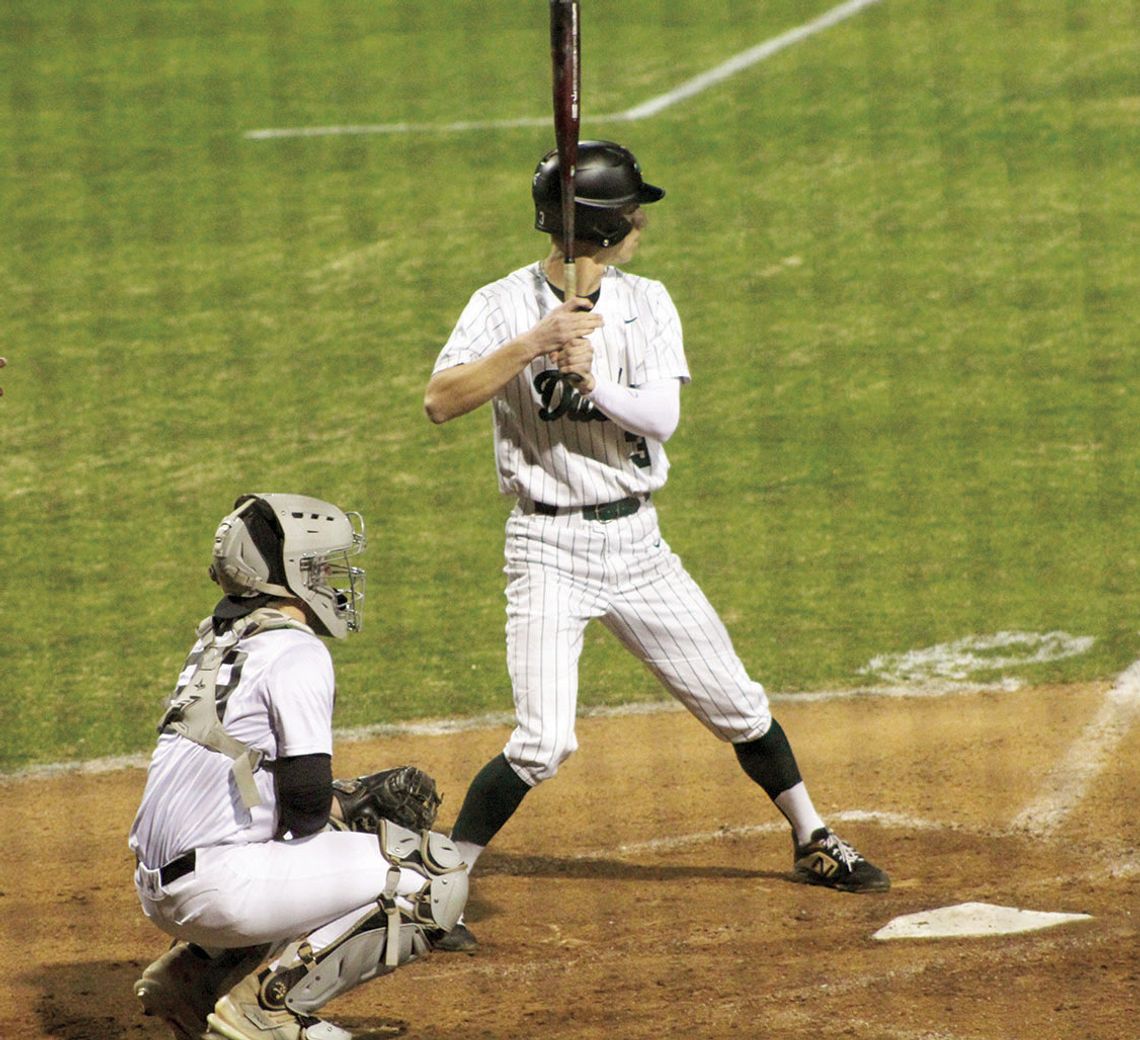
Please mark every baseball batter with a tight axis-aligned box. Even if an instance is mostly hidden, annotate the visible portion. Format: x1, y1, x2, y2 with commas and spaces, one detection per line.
129, 493, 466, 1040
425, 141, 889, 950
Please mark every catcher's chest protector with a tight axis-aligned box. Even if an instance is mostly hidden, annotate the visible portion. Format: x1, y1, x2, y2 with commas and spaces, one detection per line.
158, 608, 314, 808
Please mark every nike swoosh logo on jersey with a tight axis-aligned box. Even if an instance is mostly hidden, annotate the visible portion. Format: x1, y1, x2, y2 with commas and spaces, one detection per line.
624, 317, 638, 323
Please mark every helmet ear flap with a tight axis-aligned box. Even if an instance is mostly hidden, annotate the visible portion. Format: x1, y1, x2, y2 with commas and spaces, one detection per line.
590, 212, 634, 250
209, 497, 291, 599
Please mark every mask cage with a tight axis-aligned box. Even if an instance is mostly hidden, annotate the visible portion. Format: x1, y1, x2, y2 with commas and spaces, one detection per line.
299, 511, 366, 633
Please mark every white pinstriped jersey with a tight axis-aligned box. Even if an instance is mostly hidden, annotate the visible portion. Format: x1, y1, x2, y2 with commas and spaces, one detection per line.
132, 625, 457, 955
129, 626, 335, 870
434, 263, 691, 508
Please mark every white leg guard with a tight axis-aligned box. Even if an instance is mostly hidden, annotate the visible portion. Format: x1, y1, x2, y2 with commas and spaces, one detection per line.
262, 824, 469, 1016
377, 820, 468, 934
276, 914, 433, 1015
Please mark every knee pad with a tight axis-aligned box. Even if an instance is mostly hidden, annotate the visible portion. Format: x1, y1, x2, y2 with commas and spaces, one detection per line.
377, 820, 465, 874
378, 819, 468, 934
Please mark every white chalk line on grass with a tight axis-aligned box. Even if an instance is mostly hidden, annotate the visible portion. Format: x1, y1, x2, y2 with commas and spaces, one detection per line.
618, 0, 883, 121
861, 631, 1095, 690
1011, 660, 1140, 837
243, 0, 883, 141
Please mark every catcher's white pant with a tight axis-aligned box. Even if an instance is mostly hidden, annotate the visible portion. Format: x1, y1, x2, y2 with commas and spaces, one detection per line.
134, 830, 429, 953
502, 502, 772, 786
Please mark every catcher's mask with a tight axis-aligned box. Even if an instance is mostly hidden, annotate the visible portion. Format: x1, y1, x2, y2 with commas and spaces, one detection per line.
209, 492, 366, 639
532, 139, 665, 248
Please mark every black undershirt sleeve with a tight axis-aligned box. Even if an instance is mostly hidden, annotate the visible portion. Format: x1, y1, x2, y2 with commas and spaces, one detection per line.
274, 753, 333, 839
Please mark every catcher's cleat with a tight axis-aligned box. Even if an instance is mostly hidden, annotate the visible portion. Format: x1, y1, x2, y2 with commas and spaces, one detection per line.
135, 942, 269, 1040
205, 968, 352, 1040
792, 828, 890, 893
432, 921, 478, 953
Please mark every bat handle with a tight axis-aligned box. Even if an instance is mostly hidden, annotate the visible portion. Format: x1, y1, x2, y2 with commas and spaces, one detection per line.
562, 261, 584, 387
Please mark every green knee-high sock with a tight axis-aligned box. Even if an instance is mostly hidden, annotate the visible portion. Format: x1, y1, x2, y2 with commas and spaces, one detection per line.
733, 718, 803, 799
450, 753, 532, 847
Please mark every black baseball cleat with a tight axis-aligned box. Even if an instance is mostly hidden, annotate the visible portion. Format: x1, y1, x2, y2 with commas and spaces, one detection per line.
793, 828, 890, 892
433, 921, 479, 952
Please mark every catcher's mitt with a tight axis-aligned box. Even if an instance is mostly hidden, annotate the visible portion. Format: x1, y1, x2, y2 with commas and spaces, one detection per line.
331, 766, 442, 833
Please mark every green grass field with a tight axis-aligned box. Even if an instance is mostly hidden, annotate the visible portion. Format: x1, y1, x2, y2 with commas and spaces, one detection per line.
2, 0, 1137, 771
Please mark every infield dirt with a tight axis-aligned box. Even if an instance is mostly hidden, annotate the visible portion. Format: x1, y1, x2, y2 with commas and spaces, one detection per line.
3, 681, 1137, 1039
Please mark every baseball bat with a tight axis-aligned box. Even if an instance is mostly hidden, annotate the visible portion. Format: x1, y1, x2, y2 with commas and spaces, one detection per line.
550, 0, 583, 384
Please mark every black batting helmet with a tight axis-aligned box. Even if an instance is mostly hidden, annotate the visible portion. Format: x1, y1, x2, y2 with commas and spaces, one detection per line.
532, 140, 665, 248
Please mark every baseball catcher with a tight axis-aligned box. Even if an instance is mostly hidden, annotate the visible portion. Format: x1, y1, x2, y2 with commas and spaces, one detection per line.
130, 493, 467, 1040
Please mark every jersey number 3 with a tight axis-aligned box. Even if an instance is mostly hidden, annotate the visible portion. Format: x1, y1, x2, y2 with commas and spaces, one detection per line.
626, 431, 651, 469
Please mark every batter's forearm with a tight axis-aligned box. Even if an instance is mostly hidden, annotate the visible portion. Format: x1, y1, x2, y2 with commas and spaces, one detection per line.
424, 337, 541, 423
584, 377, 681, 442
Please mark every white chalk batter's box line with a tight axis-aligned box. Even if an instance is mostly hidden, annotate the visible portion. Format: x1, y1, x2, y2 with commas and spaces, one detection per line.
582, 813, 1136, 877
244, 0, 885, 140
602, 810, 947, 858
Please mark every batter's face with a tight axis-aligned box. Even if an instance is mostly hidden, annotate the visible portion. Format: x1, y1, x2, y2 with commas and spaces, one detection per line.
602, 206, 648, 266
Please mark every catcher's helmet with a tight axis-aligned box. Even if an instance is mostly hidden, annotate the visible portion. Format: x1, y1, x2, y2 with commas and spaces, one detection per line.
209, 493, 366, 638
533, 140, 665, 248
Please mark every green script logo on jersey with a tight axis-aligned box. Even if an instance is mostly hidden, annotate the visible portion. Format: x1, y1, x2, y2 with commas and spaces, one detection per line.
535, 370, 605, 423
534, 371, 650, 469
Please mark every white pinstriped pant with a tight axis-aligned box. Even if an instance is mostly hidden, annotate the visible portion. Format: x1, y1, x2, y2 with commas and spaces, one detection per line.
502, 503, 772, 786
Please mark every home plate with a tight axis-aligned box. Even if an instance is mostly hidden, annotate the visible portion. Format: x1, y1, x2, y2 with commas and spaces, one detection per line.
872, 902, 1092, 940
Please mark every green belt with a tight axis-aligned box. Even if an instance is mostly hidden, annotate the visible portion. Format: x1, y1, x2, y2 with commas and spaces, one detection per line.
532, 495, 646, 522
